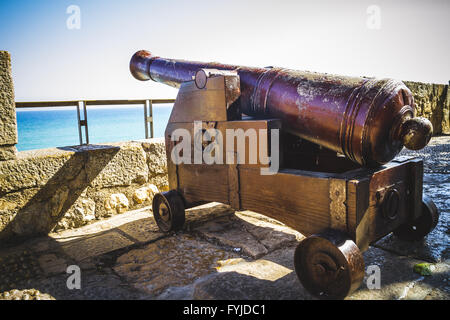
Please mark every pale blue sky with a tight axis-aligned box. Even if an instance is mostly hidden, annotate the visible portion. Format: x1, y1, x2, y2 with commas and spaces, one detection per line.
1, 0, 449, 101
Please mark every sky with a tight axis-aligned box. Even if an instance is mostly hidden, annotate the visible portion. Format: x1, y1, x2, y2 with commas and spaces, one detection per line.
0, 0, 449, 102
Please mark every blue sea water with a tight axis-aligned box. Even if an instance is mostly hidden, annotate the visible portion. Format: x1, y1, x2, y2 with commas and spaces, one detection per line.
16, 105, 173, 151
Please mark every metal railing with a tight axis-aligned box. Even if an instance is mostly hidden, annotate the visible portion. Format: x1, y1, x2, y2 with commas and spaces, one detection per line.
15, 99, 175, 145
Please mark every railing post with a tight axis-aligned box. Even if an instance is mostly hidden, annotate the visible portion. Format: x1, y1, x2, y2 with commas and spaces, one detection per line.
144, 100, 149, 139
149, 99, 154, 138
76, 102, 83, 145
144, 99, 154, 139
83, 101, 89, 144
77, 101, 89, 145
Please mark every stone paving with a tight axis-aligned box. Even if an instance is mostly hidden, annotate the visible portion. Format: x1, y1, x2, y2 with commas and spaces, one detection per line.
0, 136, 448, 300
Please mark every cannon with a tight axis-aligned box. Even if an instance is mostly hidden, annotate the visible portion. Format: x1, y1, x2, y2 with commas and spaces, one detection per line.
130, 50, 433, 167
130, 50, 439, 299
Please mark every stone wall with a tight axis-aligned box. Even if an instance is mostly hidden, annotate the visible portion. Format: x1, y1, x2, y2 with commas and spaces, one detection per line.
0, 139, 168, 244
405, 81, 449, 135
0, 51, 18, 160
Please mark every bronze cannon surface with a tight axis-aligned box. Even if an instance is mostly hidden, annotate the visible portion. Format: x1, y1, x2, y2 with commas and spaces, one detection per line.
130, 50, 432, 167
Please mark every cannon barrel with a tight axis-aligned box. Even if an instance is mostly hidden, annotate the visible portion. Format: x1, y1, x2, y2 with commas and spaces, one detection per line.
130, 50, 432, 167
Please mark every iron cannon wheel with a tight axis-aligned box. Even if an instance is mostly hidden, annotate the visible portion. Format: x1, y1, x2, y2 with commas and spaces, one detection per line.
393, 196, 439, 241
152, 190, 185, 232
294, 230, 365, 300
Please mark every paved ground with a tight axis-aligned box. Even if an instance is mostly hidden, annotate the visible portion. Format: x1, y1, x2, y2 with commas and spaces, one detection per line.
0, 136, 448, 300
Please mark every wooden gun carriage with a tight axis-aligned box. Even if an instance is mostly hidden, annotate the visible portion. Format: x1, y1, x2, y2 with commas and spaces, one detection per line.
130, 52, 440, 299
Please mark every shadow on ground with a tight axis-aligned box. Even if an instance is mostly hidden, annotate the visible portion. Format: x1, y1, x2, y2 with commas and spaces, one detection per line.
0, 201, 448, 300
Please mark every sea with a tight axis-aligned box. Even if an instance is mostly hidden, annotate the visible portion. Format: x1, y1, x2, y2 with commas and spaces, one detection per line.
15, 104, 173, 151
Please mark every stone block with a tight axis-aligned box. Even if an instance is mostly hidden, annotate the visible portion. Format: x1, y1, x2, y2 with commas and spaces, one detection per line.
0, 51, 18, 148
405, 81, 449, 135
132, 184, 159, 204
0, 145, 17, 161
86, 142, 148, 188
141, 138, 167, 177
105, 193, 129, 215
53, 197, 96, 231
0, 148, 78, 194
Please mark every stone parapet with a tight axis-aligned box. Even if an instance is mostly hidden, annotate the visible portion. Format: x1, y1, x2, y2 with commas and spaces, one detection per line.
0, 139, 168, 244
0, 51, 18, 160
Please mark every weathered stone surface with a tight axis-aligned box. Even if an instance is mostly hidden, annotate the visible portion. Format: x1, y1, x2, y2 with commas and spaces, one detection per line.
141, 138, 167, 176
87, 142, 148, 188
133, 187, 149, 204
193, 215, 269, 259
53, 197, 96, 231
0, 194, 448, 300
149, 175, 169, 192
61, 231, 134, 261
0, 149, 89, 239
234, 211, 304, 251
184, 203, 236, 230
37, 253, 67, 276
188, 207, 302, 259
191, 246, 312, 300
215, 257, 293, 281
49, 206, 154, 242
348, 247, 450, 300
0, 145, 17, 161
0, 51, 18, 147
0, 209, 156, 299
48, 186, 69, 217
405, 81, 449, 134
38, 270, 145, 300
0, 288, 55, 300
132, 184, 159, 204
73, 142, 148, 188
113, 234, 238, 296
0, 148, 77, 194
140, 138, 169, 191
0, 188, 39, 232
105, 193, 129, 215
117, 215, 164, 243
398, 135, 450, 174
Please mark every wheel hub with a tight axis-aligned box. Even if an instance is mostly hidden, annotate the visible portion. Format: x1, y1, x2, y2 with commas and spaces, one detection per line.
294, 232, 365, 299
159, 203, 170, 222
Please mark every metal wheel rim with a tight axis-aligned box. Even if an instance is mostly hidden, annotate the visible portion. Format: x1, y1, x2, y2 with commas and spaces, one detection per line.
294, 233, 364, 299
153, 194, 172, 232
